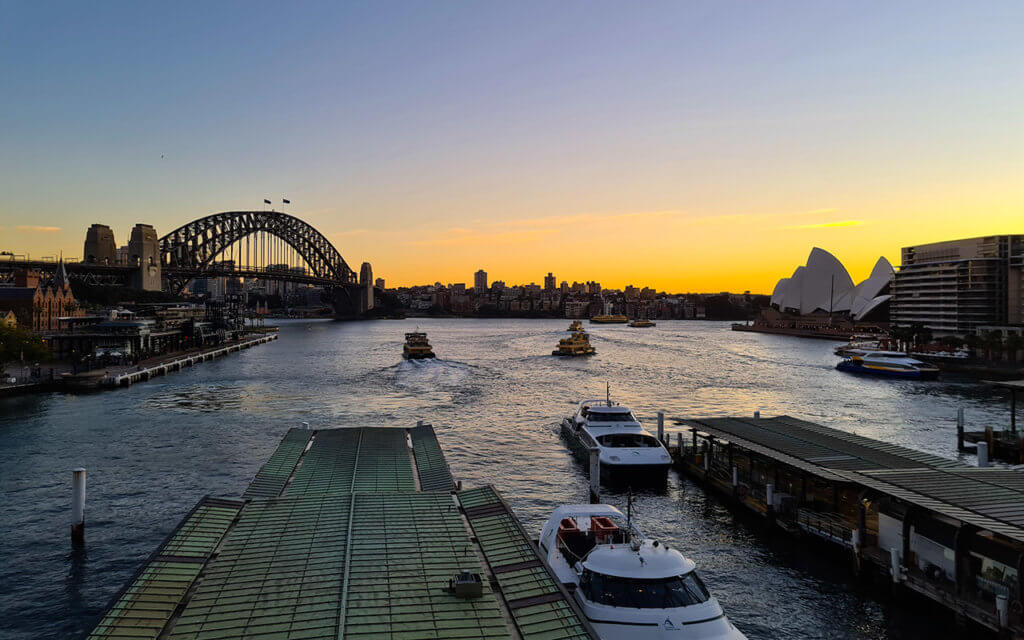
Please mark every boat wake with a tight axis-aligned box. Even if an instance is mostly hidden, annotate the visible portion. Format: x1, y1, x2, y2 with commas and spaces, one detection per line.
392, 358, 475, 389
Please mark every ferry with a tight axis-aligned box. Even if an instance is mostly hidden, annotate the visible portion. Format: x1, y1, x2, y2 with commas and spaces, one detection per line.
553, 330, 596, 357
539, 503, 746, 639
591, 314, 628, 324
402, 331, 436, 360
561, 391, 671, 480
836, 351, 939, 380
568, 319, 584, 332
629, 319, 656, 328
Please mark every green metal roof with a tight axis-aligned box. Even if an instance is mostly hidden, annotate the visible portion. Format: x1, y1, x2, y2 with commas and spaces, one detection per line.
285, 428, 416, 496
460, 487, 594, 640
88, 497, 243, 640
243, 429, 312, 498
410, 423, 456, 492
88, 427, 596, 640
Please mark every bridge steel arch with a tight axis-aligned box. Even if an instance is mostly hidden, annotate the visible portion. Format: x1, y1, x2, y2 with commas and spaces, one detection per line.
159, 211, 356, 292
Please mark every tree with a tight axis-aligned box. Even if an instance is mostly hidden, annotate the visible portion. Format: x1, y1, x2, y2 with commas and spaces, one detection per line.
0, 325, 51, 373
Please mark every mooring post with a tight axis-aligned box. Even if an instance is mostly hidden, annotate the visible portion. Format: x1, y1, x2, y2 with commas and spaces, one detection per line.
997, 594, 1009, 628
977, 441, 989, 468
732, 465, 738, 487
71, 468, 86, 543
301, 421, 310, 430
956, 407, 965, 451
890, 547, 901, 583
765, 483, 774, 519
588, 447, 601, 504
657, 412, 665, 445
416, 420, 423, 428
754, 410, 760, 419
676, 432, 683, 459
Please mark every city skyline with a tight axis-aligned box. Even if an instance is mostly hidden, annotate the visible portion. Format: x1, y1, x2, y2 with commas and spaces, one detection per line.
2, 2, 1022, 292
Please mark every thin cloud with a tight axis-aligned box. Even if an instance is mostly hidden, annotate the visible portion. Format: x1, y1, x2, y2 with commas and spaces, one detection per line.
496, 210, 679, 229
17, 225, 61, 232
784, 220, 865, 230
407, 228, 556, 248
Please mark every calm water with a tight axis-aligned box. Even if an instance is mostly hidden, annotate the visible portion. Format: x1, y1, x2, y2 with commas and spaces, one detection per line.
0, 319, 1009, 639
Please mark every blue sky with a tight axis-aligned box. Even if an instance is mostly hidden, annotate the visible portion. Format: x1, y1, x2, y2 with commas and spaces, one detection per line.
1, 1, 1021, 290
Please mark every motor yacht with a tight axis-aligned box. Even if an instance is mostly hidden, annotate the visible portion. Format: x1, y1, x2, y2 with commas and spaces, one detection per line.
539, 504, 746, 639
561, 393, 671, 480
836, 351, 939, 380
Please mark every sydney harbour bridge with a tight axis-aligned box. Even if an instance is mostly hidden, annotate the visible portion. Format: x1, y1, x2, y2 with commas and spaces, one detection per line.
0, 210, 378, 318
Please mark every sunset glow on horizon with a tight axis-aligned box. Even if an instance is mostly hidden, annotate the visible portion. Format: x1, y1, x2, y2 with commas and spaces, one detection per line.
2, 2, 1021, 293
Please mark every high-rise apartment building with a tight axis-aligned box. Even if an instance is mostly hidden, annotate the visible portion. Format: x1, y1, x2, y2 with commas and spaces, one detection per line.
544, 272, 556, 291
891, 235, 1024, 335
474, 269, 488, 293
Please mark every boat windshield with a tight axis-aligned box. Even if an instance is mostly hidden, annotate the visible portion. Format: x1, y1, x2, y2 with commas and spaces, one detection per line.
587, 411, 635, 422
597, 434, 661, 448
580, 570, 711, 608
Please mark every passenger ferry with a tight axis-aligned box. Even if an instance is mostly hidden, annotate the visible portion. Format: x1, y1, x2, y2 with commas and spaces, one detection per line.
629, 319, 656, 328
561, 392, 671, 480
402, 331, 436, 360
836, 351, 939, 380
539, 503, 746, 639
553, 330, 596, 357
568, 319, 584, 332
591, 314, 628, 324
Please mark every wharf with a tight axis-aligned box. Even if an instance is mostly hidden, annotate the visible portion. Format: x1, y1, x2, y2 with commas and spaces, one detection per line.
86, 424, 595, 640
669, 414, 1024, 635
101, 333, 278, 388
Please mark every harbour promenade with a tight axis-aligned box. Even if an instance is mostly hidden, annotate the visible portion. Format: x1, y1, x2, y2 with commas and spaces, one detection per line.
86, 423, 595, 640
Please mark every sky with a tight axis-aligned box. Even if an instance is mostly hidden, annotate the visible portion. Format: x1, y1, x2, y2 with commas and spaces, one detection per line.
1, 1, 1021, 293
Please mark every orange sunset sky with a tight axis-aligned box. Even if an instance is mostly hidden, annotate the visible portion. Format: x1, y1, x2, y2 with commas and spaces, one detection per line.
2, 3, 1022, 293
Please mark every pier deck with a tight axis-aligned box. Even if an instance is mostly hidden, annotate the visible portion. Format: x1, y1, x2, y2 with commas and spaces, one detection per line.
88, 424, 594, 640
670, 414, 1024, 635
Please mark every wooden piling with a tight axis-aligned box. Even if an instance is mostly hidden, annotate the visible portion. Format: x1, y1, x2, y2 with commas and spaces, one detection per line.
588, 448, 601, 504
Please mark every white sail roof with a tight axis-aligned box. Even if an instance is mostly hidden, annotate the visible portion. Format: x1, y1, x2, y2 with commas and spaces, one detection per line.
771, 250, 892, 319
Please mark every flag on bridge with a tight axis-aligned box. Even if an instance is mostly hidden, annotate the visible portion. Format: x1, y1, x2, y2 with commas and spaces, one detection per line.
263, 199, 271, 205
282, 198, 290, 204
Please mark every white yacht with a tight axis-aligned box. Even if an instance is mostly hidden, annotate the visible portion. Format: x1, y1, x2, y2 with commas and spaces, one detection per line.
539, 504, 746, 639
561, 394, 672, 481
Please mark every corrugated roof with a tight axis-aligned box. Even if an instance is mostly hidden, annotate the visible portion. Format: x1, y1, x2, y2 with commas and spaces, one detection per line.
411, 423, 456, 491
848, 468, 1024, 544
680, 415, 963, 476
460, 486, 594, 640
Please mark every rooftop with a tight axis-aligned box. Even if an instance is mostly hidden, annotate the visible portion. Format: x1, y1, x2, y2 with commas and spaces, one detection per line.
88, 424, 595, 640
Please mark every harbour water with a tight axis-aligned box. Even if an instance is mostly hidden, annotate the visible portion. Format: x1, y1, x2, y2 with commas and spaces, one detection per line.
0, 319, 1009, 639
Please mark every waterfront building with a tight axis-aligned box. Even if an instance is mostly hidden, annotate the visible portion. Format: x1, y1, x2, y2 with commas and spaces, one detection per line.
560, 280, 569, 294
83, 224, 117, 264
0, 265, 83, 332
769, 248, 893, 322
375, 277, 385, 289
544, 272, 556, 291
491, 280, 505, 292
891, 235, 1024, 335
474, 269, 487, 292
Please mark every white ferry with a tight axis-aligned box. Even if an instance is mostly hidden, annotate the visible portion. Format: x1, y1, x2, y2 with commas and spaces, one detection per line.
539, 504, 746, 639
561, 392, 672, 481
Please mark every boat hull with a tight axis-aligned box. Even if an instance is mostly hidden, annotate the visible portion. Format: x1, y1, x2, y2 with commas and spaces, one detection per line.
403, 353, 436, 360
836, 360, 938, 380
560, 419, 670, 483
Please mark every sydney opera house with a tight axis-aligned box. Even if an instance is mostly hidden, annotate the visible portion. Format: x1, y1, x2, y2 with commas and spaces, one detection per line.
769, 248, 893, 322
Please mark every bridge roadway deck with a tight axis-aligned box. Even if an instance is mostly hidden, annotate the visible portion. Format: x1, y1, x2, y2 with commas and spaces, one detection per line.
86, 424, 595, 640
